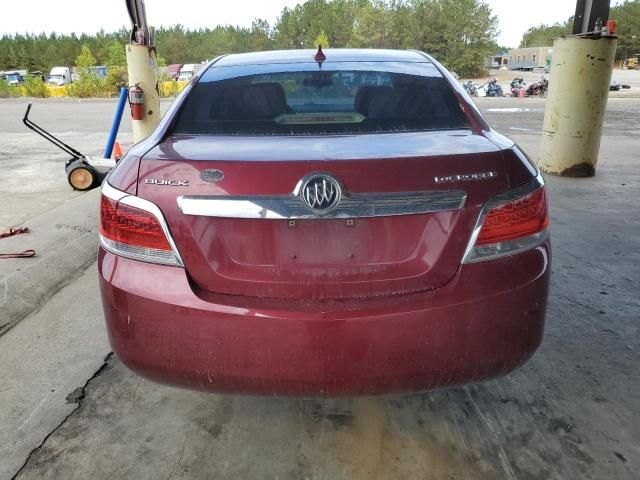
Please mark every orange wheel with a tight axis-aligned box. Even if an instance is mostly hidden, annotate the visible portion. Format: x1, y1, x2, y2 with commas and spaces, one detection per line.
67, 165, 97, 191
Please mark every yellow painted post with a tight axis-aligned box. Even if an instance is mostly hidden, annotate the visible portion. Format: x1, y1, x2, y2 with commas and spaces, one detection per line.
538, 36, 617, 177
125, 44, 161, 143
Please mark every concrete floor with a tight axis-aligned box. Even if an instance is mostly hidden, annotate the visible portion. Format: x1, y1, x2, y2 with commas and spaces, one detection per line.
0, 97, 638, 480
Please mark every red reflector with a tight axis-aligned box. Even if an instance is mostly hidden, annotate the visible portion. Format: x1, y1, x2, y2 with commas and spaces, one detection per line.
476, 187, 548, 246
100, 196, 171, 251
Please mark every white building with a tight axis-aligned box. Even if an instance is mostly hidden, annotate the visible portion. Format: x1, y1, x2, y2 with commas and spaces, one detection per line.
507, 47, 553, 71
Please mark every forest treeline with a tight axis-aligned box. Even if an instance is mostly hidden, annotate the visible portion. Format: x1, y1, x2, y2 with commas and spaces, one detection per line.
518, 0, 639, 60
0, 0, 500, 78
2, 0, 637, 81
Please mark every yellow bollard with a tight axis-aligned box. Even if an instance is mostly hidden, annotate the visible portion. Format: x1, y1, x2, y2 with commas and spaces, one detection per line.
126, 44, 161, 143
538, 36, 617, 177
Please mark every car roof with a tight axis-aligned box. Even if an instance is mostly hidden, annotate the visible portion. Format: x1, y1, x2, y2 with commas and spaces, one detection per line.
213, 49, 429, 67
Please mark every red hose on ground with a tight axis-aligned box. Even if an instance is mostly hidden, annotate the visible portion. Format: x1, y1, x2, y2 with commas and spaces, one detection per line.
0, 227, 36, 258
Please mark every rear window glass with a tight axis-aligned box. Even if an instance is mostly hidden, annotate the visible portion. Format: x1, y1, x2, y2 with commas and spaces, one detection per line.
171, 67, 470, 135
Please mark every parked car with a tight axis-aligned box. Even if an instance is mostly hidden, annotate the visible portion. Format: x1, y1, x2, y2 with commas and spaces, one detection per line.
5, 70, 26, 86
92, 65, 108, 78
99, 49, 550, 396
166, 63, 183, 80
27, 70, 43, 81
47, 66, 72, 86
177, 63, 196, 82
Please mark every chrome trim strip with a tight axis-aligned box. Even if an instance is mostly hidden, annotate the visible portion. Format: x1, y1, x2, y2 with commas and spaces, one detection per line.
463, 229, 549, 263
101, 182, 185, 267
461, 173, 546, 264
101, 180, 128, 202
100, 235, 181, 266
177, 190, 467, 219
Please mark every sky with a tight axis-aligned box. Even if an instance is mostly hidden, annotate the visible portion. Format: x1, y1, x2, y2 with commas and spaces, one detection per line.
0, 0, 614, 48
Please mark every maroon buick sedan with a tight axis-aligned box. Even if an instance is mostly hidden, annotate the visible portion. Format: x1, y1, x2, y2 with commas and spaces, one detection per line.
99, 49, 550, 396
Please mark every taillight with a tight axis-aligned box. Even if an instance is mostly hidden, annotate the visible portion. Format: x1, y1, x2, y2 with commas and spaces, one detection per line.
99, 182, 183, 266
463, 176, 549, 263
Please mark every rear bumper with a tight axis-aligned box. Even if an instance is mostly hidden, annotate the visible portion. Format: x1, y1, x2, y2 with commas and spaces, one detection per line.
98, 241, 550, 396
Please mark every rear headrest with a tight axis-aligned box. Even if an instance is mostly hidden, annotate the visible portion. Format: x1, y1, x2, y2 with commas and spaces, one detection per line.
391, 85, 429, 118
355, 84, 443, 120
208, 85, 244, 120
208, 82, 290, 121
366, 88, 397, 119
355, 86, 394, 117
242, 82, 290, 119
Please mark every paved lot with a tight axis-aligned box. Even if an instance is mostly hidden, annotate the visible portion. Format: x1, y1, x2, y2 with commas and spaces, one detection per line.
0, 97, 638, 480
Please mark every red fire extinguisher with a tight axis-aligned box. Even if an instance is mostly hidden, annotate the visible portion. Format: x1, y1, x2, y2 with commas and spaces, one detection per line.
129, 83, 145, 120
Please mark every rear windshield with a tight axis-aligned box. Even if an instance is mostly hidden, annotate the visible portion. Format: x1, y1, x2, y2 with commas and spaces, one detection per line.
171, 66, 470, 136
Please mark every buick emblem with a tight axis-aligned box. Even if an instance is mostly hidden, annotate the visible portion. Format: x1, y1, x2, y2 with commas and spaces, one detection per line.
201, 169, 224, 183
299, 174, 341, 212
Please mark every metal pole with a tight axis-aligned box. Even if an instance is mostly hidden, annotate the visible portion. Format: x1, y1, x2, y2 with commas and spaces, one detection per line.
538, 36, 617, 176
104, 87, 129, 158
538, 0, 615, 177
124, 0, 161, 143
126, 44, 160, 143
573, 0, 610, 34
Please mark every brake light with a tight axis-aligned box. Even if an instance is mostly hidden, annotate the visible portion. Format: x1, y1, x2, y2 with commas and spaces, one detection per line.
476, 188, 548, 245
99, 183, 182, 266
463, 178, 549, 263
100, 196, 171, 250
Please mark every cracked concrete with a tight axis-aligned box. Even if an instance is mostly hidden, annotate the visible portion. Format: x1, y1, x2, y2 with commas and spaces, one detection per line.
1, 98, 638, 480
10, 353, 113, 480
0, 264, 110, 479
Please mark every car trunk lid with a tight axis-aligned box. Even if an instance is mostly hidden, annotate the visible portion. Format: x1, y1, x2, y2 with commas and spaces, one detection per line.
137, 131, 507, 300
